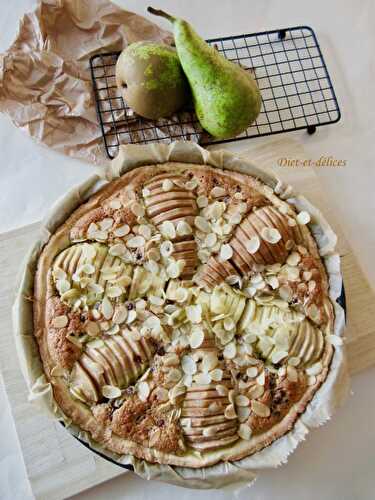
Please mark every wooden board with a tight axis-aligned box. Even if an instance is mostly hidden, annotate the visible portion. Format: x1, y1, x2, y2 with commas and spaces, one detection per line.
0, 151, 374, 498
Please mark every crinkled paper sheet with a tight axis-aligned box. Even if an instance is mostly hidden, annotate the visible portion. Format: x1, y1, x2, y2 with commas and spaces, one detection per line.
13, 141, 350, 491
0, 0, 201, 166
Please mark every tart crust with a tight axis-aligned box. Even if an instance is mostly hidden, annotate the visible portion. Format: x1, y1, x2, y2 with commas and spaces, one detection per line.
33, 162, 335, 468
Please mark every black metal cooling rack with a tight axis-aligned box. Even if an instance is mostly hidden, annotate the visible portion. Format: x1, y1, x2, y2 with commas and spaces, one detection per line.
90, 26, 341, 159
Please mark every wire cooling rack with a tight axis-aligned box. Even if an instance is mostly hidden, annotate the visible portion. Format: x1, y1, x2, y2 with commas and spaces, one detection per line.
90, 26, 341, 159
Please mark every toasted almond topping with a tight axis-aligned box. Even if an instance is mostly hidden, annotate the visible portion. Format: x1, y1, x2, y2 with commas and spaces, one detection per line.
210, 368, 223, 381
279, 284, 293, 302
251, 400, 270, 418
197, 195, 208, 208
261, 227, 281, 244
137, 381, 150, 401
285, 239, 295, 251
109, 199, 122, 209
175, 287, 189, 303
130, 202, 145, 217
198, 249, 210, 263
235, 394, 250, 407
271, 350, 288, 364
287, 251, 301, 266
53, 267, 67, 280
138, 224, 152, 240
102, 385, 122, 399
307, 375, 317, 386
210, 186, 226, 198
205, 232, 217, 248
154, 387, 169, 402
86, 338, 104, 349
288, 218, 297, 227
149, 295, 164, 306
142, 187, 151, 197
86, 321, 100, 336
52, 315, 68, 328
245, 236, 260, 254
248, 384, 265, 399
305, 361, 323, 376
297, 211, 311, 225
288, 356, 301, 367
185, 178, 198, 190
237, 406, 251, 422
109, 243, 127, 256
202, 352, 218, 372
101, 296, 114, 320
238, 423, 252, 440
195, 372, 212, 385
166, 368, 183, 383
286, 365, 298, 382
229, 212, 242, 224
186, 304, 202, 324
166, 261, 181, 279
327, 334, 344, 346
127, 310, 137, 324
267, 276, 279, 289
223, 341, 236, 359
181, 355, 197, 375
112, 305, 128, 325
176, 220, 192, 236
219, 243, 233, 261
256, 371, 265, 386
99, 218, 114, 231
215, 384, 228, 396
246, 367, 258, 378
224, 403, 237, 420
107, 324, 120, 336
189, 326, 205, 348
107, 286, 123, 298
162, 179, 174, 191
127, 235, 146, 248
194, 216, 211, 233
56, 279, 71, 294
160, 220, 176, 239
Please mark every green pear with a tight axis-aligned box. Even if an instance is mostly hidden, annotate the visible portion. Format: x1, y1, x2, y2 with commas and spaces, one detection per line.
148, 7, 262, 139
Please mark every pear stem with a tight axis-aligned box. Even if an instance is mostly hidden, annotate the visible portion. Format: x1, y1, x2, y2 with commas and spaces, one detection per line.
147, 7, 175, 23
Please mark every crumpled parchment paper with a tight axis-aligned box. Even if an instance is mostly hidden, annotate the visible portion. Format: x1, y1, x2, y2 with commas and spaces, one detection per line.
12, 141, 349, 491
0, 0, 179, 166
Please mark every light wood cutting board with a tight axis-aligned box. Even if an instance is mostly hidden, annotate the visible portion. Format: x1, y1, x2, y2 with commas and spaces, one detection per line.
1, 147, 375, 499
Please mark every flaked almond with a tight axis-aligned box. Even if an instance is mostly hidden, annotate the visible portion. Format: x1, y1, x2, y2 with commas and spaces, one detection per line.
142, 187, 151, 197
109, 243, 127, 256
238, 423, 252, 440
166, 368, 183, 383
99, 218, 114, 231
107, 285, 123, 298
154, 387, 169, 402
327, 334, 343, 346
286, 365, 298, 382
256, 371, 265, 386
194, 216, 211, 233
271, 350, 288, 364
86, 321, 100, 336
52, 315, 68, 328
248, 384, 265, 400
185, 178, 198, 190
223, 341, 236, 359
215, 384, 228, 396
235, 394, 250, 407
306, 361, 323, 376
162, 179, 174, 191
109, 199, 122, 210
198, 249, 210, 263
279, 284, 293, 302
202, 352, 218, 372
205, 232, 217, 248
160, 221, 176, 240
127, 235, 145, 248
251, 400, 270, 417
219, 243, 233, 261
237, 406, 251, 422
197, 195, 208, 208
138, 224, 152, 240
137, 381, 150, 401
175, 287, 189, 303
261, 227, 281, 244
181, 355, 197, 375
130, 201, 145, 217
101, 296, 114, 320
288, 356, 301, 367
287, 251, 301, 266
126, 309, 137, 324
246, 367, 258, 378
56, 279, 71, 294
186, 304, 202, 324
176, 220, 192, 236
224, 403, 237, 420
86, 338, 104, 349
210, 186, 226, 198
166, 261, 181, 279
189, 326, 205, 348
195, 372, 212, 385
297, 211, 311, 225
210, 368, 223, 381
102, 385, 121, 399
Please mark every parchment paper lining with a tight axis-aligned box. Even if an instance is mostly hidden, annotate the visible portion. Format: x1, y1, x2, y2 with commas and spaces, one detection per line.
13, 141, 349, 490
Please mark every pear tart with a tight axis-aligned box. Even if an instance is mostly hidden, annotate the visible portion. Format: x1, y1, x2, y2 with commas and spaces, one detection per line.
33, 162, 339, 468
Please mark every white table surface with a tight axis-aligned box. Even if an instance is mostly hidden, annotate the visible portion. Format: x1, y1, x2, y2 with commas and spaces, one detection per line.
0, 1, 374, 499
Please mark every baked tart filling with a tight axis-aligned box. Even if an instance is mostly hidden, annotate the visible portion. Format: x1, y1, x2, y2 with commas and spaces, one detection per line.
33, 163, 338, 467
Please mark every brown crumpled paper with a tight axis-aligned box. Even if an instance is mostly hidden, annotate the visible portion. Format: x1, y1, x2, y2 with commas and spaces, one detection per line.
13, 141, 349, 490
0, 0, 184, 166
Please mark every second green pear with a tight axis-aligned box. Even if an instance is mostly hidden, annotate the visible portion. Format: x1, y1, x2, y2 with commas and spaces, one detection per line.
148, 8, 262, 139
